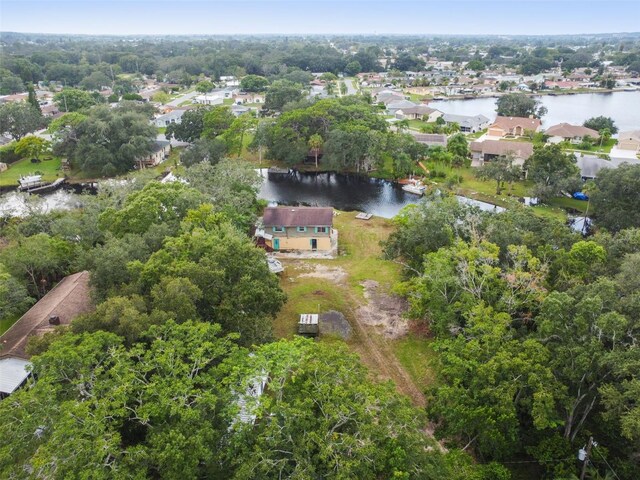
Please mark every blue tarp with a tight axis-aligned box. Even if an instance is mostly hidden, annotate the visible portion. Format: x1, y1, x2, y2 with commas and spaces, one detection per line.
572, 192, 589, 201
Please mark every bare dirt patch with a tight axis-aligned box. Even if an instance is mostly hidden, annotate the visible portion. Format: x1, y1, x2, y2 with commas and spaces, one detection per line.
357, 280, 409, 339
297, 264, 348, 283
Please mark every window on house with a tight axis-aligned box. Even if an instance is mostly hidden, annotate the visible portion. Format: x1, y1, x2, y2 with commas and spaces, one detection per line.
272, 226, 285, 233
315, 227, 328, 233
297, 227, 307, 232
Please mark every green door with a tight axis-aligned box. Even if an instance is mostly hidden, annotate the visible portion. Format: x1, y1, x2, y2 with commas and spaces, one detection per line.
273, 238, 280, 250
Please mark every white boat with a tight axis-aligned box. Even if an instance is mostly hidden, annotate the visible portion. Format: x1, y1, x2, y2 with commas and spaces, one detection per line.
267, 257, 284, 274
402, 180, 426, 196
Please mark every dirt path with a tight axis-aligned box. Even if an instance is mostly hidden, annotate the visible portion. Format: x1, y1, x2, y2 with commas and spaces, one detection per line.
293, 261, 426, 407
347, 287, 426, 408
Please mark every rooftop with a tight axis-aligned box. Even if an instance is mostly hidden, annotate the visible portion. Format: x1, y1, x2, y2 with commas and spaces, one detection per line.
0, 271, 92, 359
0, 357, 31, 396
263, 207, 333, 228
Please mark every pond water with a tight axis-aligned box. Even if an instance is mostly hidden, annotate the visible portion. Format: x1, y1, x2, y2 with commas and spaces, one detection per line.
430, 91, 640, 132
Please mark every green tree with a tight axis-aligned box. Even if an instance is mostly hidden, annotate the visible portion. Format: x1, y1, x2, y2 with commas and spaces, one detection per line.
308, 133, 323, 169
525, 144, 581, 201
344, 60, 363, 76
264, 80, 303, 112
0, 265, 34, 321
583, 116, 618, 134
26, 83, 41, 114
240, 74, 269, 92
446, 133, 470, 167
14, 136, 50, 161
0, 102, 43, 140
495, 92, 547, 118
151, 91, 170, 104
475, 154, 522, 195
79, 71, 111, 91
202, 105, 235, 139
0, 233, 74, 298
53, 88, 96, 112
165, 107, 208, 142
99, 181, 206, 237
180, 137, 227, 167
222, 113, 257, 157
590, 164, 640, 232
195, 80, 214, 93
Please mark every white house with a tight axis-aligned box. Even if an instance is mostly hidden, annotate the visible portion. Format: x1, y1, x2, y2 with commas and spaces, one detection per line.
154, 109, 186, 128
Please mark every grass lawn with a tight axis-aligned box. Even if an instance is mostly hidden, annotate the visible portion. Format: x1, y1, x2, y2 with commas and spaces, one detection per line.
0, 314, 20, 336
392, 335, 439, 391
272, 212, 431, 403
547, 196, 590, 214
0, 157, 63, 187
157, 127, 166, 134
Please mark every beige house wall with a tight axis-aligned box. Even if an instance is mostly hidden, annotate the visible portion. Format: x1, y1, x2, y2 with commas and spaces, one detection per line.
618, 139, 640, 151
266, 236, 332, 251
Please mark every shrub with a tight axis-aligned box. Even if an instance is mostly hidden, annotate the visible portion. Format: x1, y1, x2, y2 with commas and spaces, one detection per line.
0, 143, 21, 165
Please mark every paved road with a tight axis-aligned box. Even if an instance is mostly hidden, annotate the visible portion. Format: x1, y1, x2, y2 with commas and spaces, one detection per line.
344, 77, 359, 95
166, 90, 199, 107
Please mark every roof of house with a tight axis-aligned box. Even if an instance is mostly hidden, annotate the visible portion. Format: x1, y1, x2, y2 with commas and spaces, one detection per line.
442, 113, 490, 127
0, 271, 93, 360
470, 139, 534, 159
490, 116, 542, 131
411, 133, 448, 146
151, 139, 171, 152
619, 130, 640, 142
263, 207, 333, 227
398, 104, 440, 115
545, 123, 599, 139
155, 109, 186, 121
0, 357, 31, 395
387, 100, 417, 110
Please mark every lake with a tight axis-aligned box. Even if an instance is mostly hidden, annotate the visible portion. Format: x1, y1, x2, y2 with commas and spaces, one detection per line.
430, 91, 640, 133
258, 169, 504, 218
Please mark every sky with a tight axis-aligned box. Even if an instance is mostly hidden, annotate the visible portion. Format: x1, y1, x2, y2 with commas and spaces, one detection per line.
1, 1, 639, 36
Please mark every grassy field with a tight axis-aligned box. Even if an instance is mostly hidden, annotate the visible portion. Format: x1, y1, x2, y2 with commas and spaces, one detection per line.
0, 157, 63, 187
0, 315, 20, 336
273, 212, 432, 403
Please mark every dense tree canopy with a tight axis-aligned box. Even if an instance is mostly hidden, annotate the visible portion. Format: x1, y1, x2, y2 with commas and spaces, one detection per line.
591, 163, 640, 232
495, 93, 547, 118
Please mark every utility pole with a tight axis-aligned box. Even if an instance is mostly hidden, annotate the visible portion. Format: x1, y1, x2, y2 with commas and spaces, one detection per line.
580, 436, 594, 480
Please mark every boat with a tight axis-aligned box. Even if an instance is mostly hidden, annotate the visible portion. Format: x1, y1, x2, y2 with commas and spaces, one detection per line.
267, 256, 284, 274
402, 179, 426, 196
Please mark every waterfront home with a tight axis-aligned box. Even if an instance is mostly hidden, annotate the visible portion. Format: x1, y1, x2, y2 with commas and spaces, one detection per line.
386, 99, 418, 116
395, 104, 443, 122
617, 130, 640, 153
442, 113, 490, 133
545, 123, 600, 144
488, 116, 541, 138
260, 206, 334, 252
470, 139, 533, 167
138, 139, 171, 168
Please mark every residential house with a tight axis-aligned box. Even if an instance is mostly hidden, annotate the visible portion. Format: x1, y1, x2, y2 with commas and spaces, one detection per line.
193, 88, 235, 106
470, 140, 534, 167
487, 116, 542, 138
234, 92, 265, 104
545, 123, 599, 144
395, 105, 443, 122
260, 207, 335, 252
386, 99, 417, 116
411, 133, 448, 148
442, 113, 490, 133
230, 104, 251, 117
154, 109, 186, 128
617, 130, 640, 152
138, 139, 171, 168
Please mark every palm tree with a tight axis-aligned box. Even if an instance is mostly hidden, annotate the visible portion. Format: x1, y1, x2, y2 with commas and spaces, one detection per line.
599, 128, 611, 150
396, 119, 410, 134
308, 134, 323, 169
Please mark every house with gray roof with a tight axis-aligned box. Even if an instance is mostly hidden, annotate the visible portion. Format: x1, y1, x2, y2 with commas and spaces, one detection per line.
395, 105, 443, 122
154, 109, 186, 128
442, 113, 490, 133
470, 140, 533, 167
386, 99, 418, 116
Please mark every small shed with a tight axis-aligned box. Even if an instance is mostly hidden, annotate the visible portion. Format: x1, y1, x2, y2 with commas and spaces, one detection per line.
298, 314, 319, 336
